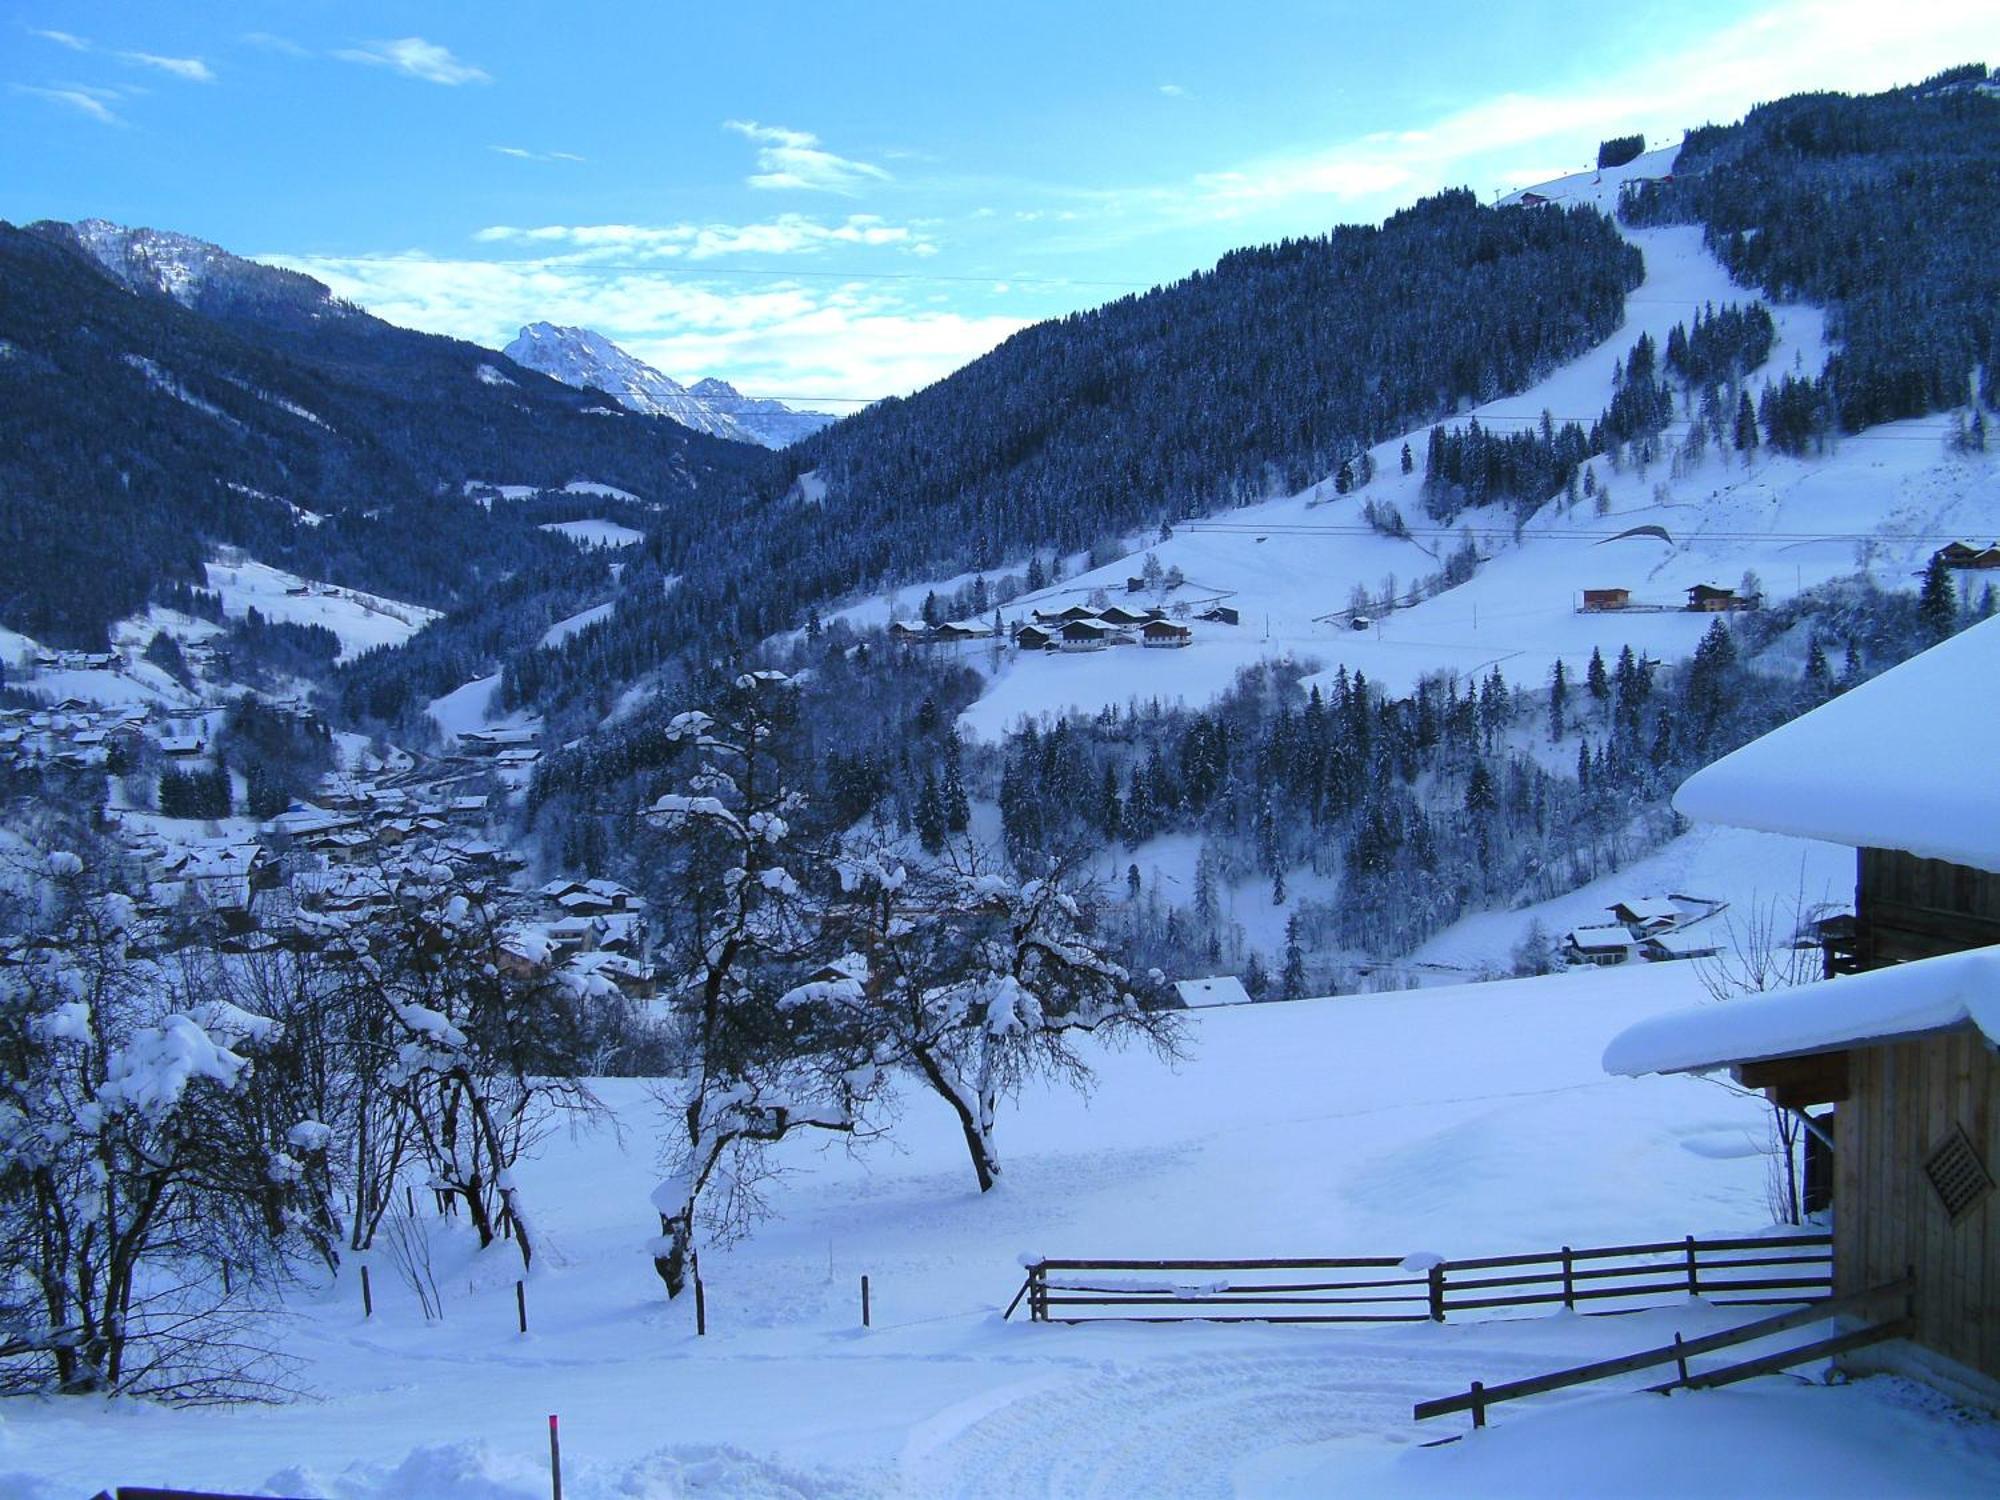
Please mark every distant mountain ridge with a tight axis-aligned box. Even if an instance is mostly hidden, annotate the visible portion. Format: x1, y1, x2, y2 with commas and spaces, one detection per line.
0, 218, 772, 645
504, 322, 833, 448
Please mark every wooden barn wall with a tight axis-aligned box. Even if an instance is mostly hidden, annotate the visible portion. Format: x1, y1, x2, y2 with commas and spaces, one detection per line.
1857, 849, 2000, 964
1835, 1031, 1999, 1378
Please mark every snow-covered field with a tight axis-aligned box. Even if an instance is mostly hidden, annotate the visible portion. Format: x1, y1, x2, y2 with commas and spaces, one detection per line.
204, 558, 440, 662
9, 965, 1998, 1497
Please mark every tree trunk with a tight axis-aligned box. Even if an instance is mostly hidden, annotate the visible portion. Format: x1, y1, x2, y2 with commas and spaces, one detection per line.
910, 1043, 1001, 1193
653, 1210, 692, 1298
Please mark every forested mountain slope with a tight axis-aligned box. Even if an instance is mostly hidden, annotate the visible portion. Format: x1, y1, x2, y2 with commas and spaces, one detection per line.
0, 222, 773, 646
494, 191, 1645, 718
1622, 65, 1998, 427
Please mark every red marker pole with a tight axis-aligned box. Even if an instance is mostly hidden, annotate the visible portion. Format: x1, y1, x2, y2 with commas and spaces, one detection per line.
548, 1413, 564, 1500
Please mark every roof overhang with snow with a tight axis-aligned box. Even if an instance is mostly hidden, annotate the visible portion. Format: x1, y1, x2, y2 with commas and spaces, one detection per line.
1672, 616, 2000, 873
1604, 943, 2000, 1078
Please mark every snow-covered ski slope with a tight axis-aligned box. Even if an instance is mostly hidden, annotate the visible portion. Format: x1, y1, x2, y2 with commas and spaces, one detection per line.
15, 963, 1999, 1497
828, 148, 1995, 742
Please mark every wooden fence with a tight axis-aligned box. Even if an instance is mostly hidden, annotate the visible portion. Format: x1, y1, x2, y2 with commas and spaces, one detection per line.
1413, 1274, 1910, 1430
1008, 1232, 1831, 1324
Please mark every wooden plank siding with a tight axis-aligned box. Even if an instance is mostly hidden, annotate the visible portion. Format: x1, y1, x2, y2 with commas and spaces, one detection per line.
1834, 1031, 1999, 1378
1856, 848, 2000, 965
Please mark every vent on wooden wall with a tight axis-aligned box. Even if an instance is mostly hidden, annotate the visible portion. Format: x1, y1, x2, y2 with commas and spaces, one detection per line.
1924, 1126, 1995, 1222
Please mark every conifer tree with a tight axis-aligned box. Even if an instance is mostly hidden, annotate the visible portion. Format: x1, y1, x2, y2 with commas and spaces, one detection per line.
1918, 554, 1958, 641
1281, 915, 1306, 1001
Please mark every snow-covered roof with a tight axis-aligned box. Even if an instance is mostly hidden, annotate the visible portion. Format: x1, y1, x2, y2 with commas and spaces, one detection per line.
1673, 617, 2000, 872
1611, 897, 1680, 924
1567, 925, 1636, 949
1175, 975, 1251, 1007
1604, 943, 2000, 1077
1642, 929, 1724, 958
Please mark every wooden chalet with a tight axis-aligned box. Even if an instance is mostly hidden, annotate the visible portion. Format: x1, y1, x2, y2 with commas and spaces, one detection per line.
1685, 582, 1756, 613
1639, 930, 1723, 963
1058, 620, 1109, 651
1140, 620, 1193, 648
1033, 604, 1100, 625
1013, 623, 1057, 651
1609, 616, 2000, 1406
1564, 924, 1636, 966
1196, 604, 1240, 627
1935, 540, 2000, 571
1581, 588, 1631, 611
1607, 897, 1681, 934
1096, 604, 1162, 628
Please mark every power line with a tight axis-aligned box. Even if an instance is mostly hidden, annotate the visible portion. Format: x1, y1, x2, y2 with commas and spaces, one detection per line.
295, 251, 1154, 292
1177, 521, 1983, 542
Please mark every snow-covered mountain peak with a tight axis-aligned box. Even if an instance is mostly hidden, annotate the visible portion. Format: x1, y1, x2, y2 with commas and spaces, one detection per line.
65, 218, 332, 316
503, 323, 834, 449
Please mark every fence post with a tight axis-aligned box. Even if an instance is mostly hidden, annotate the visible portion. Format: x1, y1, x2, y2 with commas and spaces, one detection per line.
695, 1276, 707, 1336
1673, 1331, 1689, 1386
1685, 1235, 1700, 1297
1429, 1262, 1446, 1322
548, 1414, 563, 1500
516, 1279, 529, 1335
1561, 1246, 1574, 1311
1030, 1261, 1046, 1323
861, 1274, 871, 1328
1469, 1380, 1487, 1430
406, 1184, 416, 1216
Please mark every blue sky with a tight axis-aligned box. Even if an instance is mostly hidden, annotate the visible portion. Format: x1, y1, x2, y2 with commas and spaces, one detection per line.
5, 2, 1993, 404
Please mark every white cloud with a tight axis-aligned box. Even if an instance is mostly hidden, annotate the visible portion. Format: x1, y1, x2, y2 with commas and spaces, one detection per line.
13, 83, 123, 124
474, 213, 935, 261
492, 146, 586, 163
1158, 83, 1189, 98
334, 37, 490, 86
242, 32, 308, 56
1028, 0, 1999, 250
119, 51, 214, 83
27, 29, 212, 82
724, 120, 890, 194
259, 250, 1025, 401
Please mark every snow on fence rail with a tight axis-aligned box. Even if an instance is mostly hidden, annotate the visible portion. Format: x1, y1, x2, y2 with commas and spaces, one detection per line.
1007, 1232, 1831, 1325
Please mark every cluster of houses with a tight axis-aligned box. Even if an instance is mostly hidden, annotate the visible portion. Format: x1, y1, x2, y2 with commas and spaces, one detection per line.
1578, 583, 1760, 614
0, 696, 655, 1009
1561, 893, 1729, 967
500, 878, 655, 1002
1009, 600, 1238, 653
0, 700, 157, 772
887, 618, 998, 647
456, 724, 543, 770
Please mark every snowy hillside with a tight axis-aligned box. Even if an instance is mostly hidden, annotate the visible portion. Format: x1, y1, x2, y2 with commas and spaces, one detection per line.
203, 557, 440, 662
23, 962, 1990, 1498
503, 322, 833, 448
832, 149, 1995, 743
